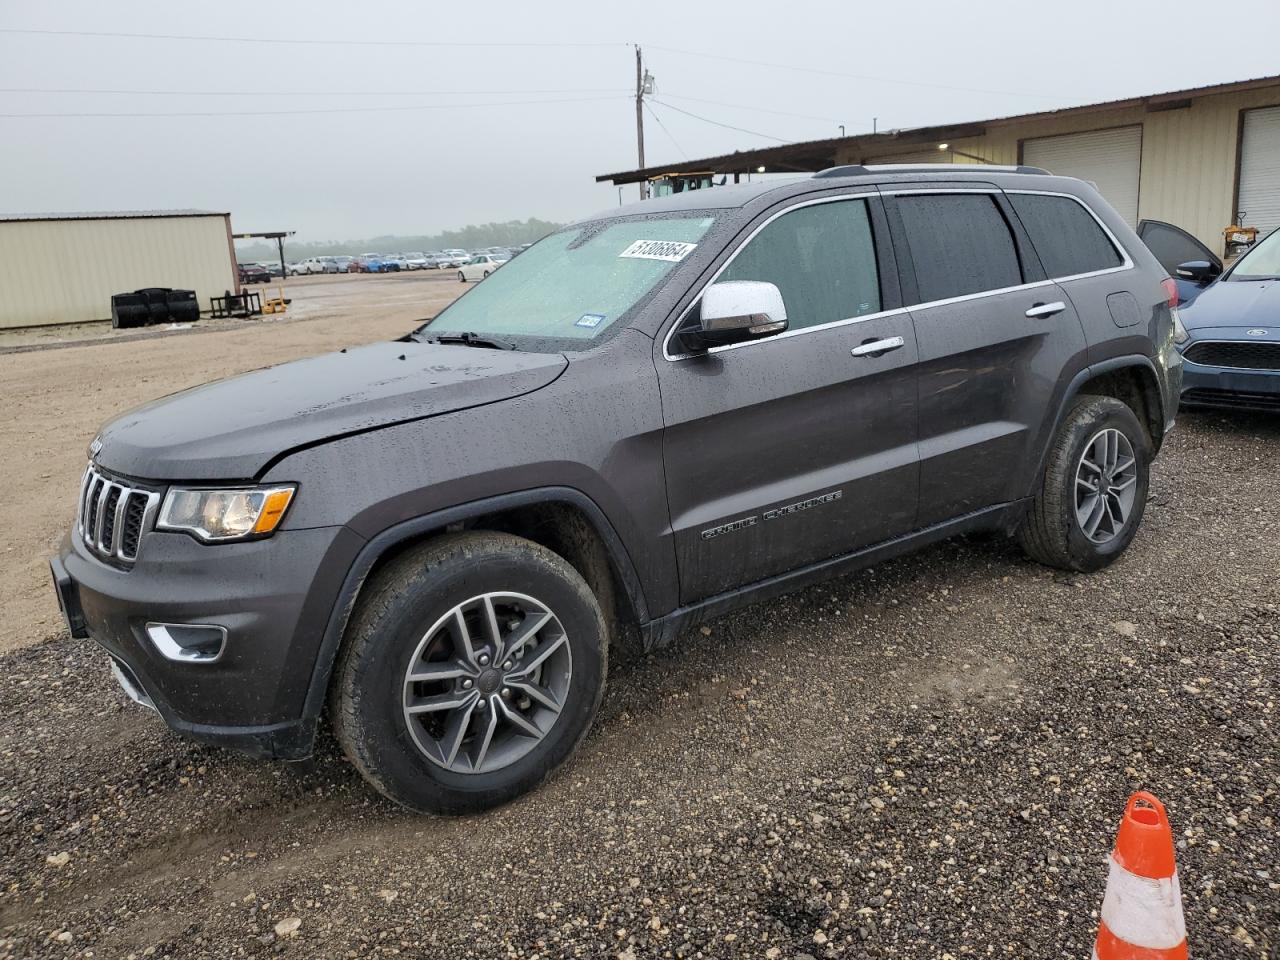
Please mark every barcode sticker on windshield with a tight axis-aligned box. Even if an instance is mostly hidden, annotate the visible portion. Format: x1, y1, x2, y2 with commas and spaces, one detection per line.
618, 240, 697, 262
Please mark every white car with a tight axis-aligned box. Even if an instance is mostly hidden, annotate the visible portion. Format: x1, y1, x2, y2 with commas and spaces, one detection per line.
290, 256, 333, 276
403, 252, 430, 270
457, 254, 509, 282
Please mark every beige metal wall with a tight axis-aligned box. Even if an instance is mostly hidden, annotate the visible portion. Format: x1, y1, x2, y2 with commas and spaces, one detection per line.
0, 214, 237, 328
835, 85, 1280, 255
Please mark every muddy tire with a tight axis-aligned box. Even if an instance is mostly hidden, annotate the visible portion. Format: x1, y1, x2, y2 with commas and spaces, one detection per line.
1017, 395, 1150, 572
331, 532, 607, 815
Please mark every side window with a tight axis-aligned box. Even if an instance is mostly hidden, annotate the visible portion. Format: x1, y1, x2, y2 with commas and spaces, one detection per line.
895, 193, 1023, 303
1011, 193, 1124, 278
715, 199, 881, 331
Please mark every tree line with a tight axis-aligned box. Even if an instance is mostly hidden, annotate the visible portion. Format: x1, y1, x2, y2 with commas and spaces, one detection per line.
234, 218, 563, 262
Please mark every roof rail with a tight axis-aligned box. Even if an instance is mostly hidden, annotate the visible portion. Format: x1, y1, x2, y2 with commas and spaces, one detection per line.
813, 163, 1049, 178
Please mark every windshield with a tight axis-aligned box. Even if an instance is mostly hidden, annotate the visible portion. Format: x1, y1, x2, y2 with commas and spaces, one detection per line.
424, 213, 715, 343
1230, 229, 1280, 280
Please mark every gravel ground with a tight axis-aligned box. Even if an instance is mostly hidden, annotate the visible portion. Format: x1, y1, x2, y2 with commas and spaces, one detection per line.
0, 410, 1276, 959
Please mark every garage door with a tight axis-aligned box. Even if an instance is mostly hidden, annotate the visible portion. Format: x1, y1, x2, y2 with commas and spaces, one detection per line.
1022, 126, 1142, 227
1238, 106, 1280, 235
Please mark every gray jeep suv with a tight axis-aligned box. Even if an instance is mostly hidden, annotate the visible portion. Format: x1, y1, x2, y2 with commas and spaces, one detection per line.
50, 165, 1183, 813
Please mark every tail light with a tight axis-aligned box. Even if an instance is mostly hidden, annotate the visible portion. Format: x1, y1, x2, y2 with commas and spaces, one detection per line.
1161, 277, 1179, 308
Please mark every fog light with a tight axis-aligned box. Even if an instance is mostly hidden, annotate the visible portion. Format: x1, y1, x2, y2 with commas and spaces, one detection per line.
145, 622, 227, 664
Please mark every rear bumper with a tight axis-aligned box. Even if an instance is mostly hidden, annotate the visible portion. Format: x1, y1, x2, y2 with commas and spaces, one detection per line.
51, 521, 364, 759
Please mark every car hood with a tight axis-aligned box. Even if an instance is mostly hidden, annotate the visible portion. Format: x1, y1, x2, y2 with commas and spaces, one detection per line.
96, 341, 567, 481
1181, 278, 1280, 330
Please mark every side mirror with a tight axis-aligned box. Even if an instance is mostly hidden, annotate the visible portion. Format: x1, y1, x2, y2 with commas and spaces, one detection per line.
1175, 260, 1221, 286
684, 281, 788, 351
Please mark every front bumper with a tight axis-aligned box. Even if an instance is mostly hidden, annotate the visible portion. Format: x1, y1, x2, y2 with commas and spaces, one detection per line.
52, 521, 363, 759
1178, 333, 1280, 413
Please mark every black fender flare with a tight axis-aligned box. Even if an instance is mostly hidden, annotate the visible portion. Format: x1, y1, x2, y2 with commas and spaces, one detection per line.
1028, 354, 1167, 502
298, 486, 650, 727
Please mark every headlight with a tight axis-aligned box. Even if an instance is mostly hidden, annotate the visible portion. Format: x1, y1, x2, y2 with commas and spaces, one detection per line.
157, 485, 296, 542
1172, 309, 1189, 345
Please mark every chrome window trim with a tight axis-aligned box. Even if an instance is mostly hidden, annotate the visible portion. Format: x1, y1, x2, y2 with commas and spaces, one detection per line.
1180, 338, 1280, 372
661, 186, 1138, 362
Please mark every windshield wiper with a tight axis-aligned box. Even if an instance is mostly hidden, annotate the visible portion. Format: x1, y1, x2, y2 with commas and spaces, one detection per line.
421, 331, 516, 350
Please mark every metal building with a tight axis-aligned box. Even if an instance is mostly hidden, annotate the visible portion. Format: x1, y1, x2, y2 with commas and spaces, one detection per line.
597, 74, 1280, 256
0, 209, 238, 329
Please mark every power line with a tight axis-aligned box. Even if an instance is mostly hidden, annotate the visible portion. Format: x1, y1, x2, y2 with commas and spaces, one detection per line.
0, 27, 626, 48
661, 93, 845, 127
0, 86, 631, 97
643, 101, 688, 160
0, 94, 628, 119
648, 100, 789, 144
648, 44, 1068, 102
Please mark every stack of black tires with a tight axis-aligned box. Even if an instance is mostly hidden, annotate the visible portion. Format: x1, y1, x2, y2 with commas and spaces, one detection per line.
110, 288, 200, 329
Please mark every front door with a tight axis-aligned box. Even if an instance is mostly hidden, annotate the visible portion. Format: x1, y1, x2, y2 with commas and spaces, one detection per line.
884, 188, 1088, 526
657, 194, 920, 604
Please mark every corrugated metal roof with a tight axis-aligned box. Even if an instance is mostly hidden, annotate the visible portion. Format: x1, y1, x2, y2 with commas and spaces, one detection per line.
0, 209, 229, 223
598, 72, 1280, 184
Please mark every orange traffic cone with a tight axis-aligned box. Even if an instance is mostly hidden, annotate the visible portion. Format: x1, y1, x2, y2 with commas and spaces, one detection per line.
1093, 792, 1188, 959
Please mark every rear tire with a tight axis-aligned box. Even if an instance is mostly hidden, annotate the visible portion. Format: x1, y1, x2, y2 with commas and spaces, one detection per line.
1017, 395, 1150, 572
458, 271, 466, 282
331, 533, 608, 815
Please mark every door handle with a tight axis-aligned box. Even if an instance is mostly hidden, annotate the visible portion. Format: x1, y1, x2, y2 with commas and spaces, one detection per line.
1025, 301, 1066, 319
850, 336, 905, 357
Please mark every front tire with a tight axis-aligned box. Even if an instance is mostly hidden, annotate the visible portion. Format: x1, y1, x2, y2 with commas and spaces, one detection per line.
458, 271, 466, 282
1017, 395, 1151, 572
331, 533, 608, 814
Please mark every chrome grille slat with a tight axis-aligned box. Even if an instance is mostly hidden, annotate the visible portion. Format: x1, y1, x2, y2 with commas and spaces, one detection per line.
77, 464, 159, 564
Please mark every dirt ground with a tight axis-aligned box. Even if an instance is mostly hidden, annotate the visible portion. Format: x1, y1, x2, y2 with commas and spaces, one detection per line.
0, 271, 465, 655
0, 285, 1277, 958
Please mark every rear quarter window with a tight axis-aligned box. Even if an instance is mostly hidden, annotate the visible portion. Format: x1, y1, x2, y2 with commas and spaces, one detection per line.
1009, 193, 1123, 278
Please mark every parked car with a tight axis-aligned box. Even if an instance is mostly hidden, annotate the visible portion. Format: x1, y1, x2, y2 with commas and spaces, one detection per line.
51, 166, 1180, 815
237, 262, 272, 284
436, 249, 469, 268
262, 261, 285, 279
290, 257, 334, 276
333, 256, 355, 273
458, 253, 509, 282
380, 254, 407, 273
1138, 219, 1280, 412
352, 255, 389, 274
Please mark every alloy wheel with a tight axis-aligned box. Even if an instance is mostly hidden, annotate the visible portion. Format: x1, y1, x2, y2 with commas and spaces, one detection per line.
402, 592, 572, 774
1074, 427, 1138, 544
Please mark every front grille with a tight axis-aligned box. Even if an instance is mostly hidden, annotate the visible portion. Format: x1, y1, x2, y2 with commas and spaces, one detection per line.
77, 465, 160, 564
1183, 340, 1280, 370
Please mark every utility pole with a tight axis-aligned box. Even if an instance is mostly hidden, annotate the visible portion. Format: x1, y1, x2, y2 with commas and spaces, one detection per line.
635, 45, 647, 200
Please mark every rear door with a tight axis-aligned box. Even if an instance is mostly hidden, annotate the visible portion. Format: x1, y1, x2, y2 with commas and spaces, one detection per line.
884, 187, 1088, 526
657, 193, 920, 604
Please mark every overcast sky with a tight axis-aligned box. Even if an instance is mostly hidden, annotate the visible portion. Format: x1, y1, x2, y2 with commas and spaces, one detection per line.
2, 1, 1277, 241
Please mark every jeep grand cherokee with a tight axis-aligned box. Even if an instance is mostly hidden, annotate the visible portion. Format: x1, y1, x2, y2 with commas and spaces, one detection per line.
51, 165, 1183, 813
